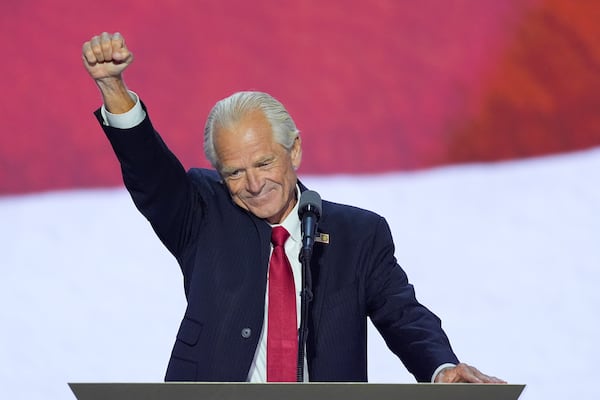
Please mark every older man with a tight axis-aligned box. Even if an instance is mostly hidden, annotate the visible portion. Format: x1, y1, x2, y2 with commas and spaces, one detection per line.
82, 31, 503, 384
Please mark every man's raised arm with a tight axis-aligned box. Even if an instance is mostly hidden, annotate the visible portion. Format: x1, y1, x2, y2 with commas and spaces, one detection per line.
82, 32, 135, 114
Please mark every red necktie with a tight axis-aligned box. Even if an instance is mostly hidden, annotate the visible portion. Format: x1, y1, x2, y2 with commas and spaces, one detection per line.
267, 226, 298, 382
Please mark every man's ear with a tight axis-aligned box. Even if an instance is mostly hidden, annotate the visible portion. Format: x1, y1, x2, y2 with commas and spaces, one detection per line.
291, 136, 302, 170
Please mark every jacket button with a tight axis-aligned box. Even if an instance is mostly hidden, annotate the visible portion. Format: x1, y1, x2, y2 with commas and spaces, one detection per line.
241, 328, 252, 338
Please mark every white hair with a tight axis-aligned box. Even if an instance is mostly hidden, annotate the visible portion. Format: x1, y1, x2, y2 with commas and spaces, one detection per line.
204, 91, 300, 168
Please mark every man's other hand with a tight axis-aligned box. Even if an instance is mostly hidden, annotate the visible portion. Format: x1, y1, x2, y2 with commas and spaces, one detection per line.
435, 363, 506, 383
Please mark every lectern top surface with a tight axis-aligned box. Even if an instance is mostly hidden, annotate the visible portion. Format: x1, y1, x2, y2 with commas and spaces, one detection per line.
69, 382, 526, 400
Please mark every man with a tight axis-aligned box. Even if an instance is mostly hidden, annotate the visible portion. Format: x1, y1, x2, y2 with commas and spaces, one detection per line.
82, 31, 504, 384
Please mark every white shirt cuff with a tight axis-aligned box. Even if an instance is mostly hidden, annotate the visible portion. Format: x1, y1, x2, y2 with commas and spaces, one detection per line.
431, 363, 457, 383
100, 90, 146, 129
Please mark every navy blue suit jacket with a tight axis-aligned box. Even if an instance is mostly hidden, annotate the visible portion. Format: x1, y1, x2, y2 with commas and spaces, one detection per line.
97, 108, 459, 382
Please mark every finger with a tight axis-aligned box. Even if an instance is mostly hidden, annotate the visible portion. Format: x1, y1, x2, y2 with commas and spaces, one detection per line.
82, 41, 97, 65
458, 363, 506, 384
111, 32, 125, 49
110, 32, 132, 63
468, 365, 500, 383
89, 35, 104, 62
100, 32, 113, 62
478, 373, 507, 384
456, 363, 484, 383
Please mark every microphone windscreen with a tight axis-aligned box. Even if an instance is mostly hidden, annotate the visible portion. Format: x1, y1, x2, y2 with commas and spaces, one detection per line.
298, 190, 322, 218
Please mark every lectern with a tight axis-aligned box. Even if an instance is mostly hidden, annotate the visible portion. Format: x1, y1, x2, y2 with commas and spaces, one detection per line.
69, 382, 526, 400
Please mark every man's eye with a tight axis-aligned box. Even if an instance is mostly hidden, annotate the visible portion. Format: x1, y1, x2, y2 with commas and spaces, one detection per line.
228, 170, 242, 179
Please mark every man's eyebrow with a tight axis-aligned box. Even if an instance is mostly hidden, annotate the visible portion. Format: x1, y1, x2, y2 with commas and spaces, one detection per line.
255, 155, 276, 165
220, 165, 242, 175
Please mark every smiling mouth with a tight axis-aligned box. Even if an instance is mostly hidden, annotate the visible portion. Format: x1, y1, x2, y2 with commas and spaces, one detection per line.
241, 193, 270, 208
245, 186, 277, 202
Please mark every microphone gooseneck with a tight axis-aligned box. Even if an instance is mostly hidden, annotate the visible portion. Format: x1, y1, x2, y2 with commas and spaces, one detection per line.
296, 189, 322, 382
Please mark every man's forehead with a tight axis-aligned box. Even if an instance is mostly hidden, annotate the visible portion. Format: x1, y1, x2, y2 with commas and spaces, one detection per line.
215, 110, 274, 143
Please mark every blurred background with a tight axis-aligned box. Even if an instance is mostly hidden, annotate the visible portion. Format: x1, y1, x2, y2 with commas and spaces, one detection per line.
1, 1, 599, 399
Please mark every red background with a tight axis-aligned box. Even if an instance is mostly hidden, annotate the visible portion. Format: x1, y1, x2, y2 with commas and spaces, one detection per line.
1, 0, 599, 195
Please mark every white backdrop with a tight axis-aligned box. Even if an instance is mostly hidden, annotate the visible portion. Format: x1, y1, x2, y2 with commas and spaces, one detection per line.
1, 148, 599, 399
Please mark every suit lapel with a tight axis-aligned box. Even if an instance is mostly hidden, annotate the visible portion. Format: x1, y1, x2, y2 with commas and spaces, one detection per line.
249, 213, 272, 280
307, 212, 333, 353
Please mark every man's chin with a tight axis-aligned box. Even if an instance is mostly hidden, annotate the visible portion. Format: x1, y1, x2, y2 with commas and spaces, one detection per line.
249, 207, 277, 220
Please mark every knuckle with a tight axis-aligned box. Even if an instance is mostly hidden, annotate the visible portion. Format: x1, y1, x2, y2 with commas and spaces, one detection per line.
83, 49, 95, 59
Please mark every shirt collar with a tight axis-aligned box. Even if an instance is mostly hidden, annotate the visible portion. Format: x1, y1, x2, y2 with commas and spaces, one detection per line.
270, 185, 301, 244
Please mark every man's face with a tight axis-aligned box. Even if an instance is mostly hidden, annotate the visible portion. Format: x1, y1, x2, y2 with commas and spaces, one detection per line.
214, 110, 302, 224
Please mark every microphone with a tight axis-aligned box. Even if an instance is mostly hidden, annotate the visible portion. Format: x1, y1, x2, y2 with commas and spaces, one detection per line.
296, 190, 321, 381
298, 190, 322, 262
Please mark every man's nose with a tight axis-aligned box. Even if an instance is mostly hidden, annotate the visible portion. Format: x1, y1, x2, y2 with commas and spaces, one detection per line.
245, 170, 264, 194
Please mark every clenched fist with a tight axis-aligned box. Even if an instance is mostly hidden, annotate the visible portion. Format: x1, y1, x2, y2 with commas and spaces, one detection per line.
82, 32, 133, 81
82, 32, 135, 114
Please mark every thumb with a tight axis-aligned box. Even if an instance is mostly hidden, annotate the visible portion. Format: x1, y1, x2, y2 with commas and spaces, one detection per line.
112, 48, 130, 62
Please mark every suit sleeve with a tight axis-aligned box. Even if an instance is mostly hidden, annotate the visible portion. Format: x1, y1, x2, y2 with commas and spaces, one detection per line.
94, 107, 203, 258
365, 216, 459, 382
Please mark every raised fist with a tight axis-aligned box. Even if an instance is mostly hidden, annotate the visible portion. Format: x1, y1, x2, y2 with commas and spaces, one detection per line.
82, 32, 133, 81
